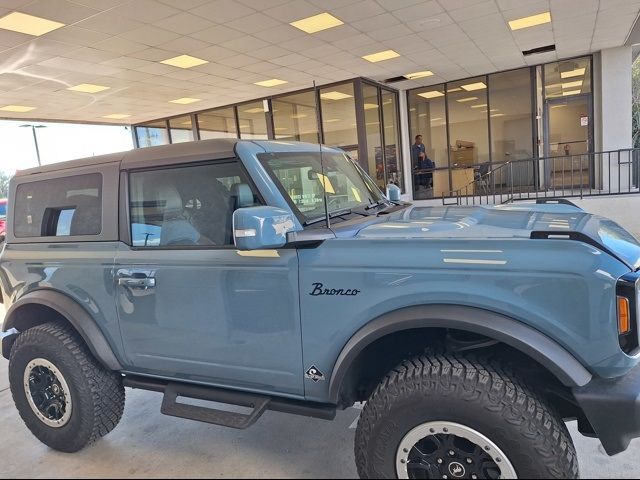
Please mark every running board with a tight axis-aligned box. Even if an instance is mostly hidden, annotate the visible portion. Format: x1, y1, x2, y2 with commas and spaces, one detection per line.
122, 375, 336, 428
160, 382, 269, 429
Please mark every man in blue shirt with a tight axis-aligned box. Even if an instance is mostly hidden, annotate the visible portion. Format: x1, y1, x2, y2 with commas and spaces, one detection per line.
411, 135, 434, 188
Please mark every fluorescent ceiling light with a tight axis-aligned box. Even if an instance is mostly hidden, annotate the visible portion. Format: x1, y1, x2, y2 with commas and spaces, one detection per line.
364, 103, 378, 110
508, 12, 551, 31
404, 71, 434, 80
324, 118, 340, 123
244, 107, 265, 114
460, 82, 486, 91
170, 97, 201, 104
551, 104, 567, 108
418, 91, 444, 99
471, 104, 488, 108
430, 117, 443, 121
274, 127, 287, 131
457, 97, 479, 103
362, 49, 400, 63
102, 114, 131, 119
561, 67, 586, 79
418, 113, 427, 117
180, 121, 192, 126
491, 113, 506, 117
320, 91, 352, 100
254, 79, 288, 87
291, 113, 307, 119
290, 12, 344, 34
68, 83, 110, 93
562, 80, 583, 89
562, 90, 581, 96
0, 105, 35, 112
0, 11, 65, 36
447, 87, 462, 93
161, 54, 208, 69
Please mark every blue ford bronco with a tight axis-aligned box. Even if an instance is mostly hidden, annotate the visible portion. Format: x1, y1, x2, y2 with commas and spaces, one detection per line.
1, 139, 639, 479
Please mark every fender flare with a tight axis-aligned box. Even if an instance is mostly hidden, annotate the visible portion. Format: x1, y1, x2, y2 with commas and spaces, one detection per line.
328, 304, 593, 404
3, 289, 123, 371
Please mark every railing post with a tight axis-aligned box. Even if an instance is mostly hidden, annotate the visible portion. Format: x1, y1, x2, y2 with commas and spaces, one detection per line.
509, 161, 514, 203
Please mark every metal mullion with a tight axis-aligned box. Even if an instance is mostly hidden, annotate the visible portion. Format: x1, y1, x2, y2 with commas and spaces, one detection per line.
378, 86, 388, 187
444, 82, 453, 197
233, 106, 241, 139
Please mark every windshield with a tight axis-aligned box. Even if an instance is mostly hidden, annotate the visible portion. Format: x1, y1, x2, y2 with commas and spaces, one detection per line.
259, 152, 388, 224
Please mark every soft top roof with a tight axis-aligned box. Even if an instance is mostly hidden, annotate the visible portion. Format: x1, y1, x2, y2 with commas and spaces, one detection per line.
14, 139, 346, 177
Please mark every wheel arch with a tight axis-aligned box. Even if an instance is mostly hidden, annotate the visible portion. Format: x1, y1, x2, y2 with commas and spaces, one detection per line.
2, 289, 122, 371
328, 304, 593, 406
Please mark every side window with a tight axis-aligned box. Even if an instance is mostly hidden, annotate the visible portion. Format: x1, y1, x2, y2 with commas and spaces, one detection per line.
129, 160, 261, 247
14, 174, 102, 238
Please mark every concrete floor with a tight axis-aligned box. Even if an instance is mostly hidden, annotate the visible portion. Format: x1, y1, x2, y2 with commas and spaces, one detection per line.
2, 303, 640, 478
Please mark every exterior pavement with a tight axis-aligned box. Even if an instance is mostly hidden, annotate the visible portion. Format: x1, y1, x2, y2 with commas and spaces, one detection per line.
1, 304, 640, 478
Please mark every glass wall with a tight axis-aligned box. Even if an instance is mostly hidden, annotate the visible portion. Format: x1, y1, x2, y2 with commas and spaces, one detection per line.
408, 86, 448, 199
363, 84, 384, 189
319, 83, 358, 159
272, 91, 318, 142
135, 120, 169, 148
407, 56, 593, 198
237, 100, 268, 140
381, 90, 402, 188
168, 115, 194, 143
134, 79, 403, 192
197, 107, 237, 139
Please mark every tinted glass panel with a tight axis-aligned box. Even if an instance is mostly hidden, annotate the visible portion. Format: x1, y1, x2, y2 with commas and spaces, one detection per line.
544, 56, 592, 99
381, 90, 402, 188
237, 101, 268, 139
136, 120, 169, 148
169, 116, 194, 143
129, 161, 261, 247
197, 107, 237, 139
14, 173, 102, 237
272, 91, 318, 142
319, 83, 358, 149
363, 84, 384, 189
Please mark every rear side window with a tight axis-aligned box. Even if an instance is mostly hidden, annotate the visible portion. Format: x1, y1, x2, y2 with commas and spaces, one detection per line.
14, 173, 102, 238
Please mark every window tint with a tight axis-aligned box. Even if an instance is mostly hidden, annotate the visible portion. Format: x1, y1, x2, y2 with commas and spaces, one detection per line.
14, 174, 102, 238
129, 160, 261, 247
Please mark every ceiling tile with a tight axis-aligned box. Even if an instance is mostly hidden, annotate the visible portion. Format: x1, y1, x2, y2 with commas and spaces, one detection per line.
19, 0, 100, 24
153, 12, 215, 35
189, 25, 245, 44
190, 0, 256, 23
111, 0, 182, 23
226, 12, 282, 33
75, 12, 145, 36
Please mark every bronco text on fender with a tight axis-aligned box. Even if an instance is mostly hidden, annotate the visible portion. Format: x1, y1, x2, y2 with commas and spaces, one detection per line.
1, 138, 640, 479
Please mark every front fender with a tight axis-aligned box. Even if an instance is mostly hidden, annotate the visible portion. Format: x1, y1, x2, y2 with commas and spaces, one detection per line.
328, 304, 593, 405
3, 289, 122, 370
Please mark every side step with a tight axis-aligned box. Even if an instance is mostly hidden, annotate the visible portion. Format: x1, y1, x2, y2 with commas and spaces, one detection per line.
160, 382, 269, 429
123, 375, 337, 428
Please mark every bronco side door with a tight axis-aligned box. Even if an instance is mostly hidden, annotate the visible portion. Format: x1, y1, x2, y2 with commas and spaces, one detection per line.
114, 157, 303, 397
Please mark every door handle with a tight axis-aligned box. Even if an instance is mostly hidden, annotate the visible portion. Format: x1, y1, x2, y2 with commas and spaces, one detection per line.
118, 277, 156, 289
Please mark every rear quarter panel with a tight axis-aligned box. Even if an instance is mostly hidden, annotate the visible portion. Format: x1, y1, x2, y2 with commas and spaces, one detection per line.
299, 237, 632, 402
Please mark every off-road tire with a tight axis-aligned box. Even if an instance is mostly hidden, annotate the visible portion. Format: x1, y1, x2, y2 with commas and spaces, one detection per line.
9, 322, 125, 452
355, 353, 579, 479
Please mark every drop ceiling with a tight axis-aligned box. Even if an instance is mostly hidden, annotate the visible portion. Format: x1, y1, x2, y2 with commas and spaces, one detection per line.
0, 0, 637, 125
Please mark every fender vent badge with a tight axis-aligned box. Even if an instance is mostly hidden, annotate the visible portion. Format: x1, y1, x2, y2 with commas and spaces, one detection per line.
305, 365, 325, 382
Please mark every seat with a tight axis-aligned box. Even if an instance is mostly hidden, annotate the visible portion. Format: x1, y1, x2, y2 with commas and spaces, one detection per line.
230, 183, 254, 209
145, 181, 203, 246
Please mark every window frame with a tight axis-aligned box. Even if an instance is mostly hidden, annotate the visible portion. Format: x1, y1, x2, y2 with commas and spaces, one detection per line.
120, 157, 266, 251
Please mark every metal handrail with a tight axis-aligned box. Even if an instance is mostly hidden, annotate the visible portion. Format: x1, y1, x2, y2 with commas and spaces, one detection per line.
446, 148, 640, 206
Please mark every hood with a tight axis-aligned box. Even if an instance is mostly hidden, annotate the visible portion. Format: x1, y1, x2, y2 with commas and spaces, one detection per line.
356, 204, 640, 271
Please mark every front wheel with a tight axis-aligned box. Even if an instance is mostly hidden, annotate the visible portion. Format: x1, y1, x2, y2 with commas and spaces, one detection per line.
354, 353, 579, 479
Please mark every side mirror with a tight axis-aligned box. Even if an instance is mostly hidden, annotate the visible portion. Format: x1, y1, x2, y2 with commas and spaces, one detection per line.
386, 183, 401, 202
233, 206, 298, 250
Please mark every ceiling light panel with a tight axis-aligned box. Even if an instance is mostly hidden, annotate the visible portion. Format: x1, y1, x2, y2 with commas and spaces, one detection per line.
0, 12, 65, 36
562, 90, 581, 96
102, 114, 131, 119
290, 12, 344, 34
418, 91, 444, 99
161, 54, 209, 69
0, 105, 36, 112
561, 68, 586, 79
562, 80, 583, 89
68, 84, 110, 93
320, 91, 352, 100
254, 79, 288, 87
170, 97, 201, 104
508, 12, 552, 31
404, 71, 434, 80
460, 82, 486, 91
456, 97, 479, 103
362, 50, 400, 63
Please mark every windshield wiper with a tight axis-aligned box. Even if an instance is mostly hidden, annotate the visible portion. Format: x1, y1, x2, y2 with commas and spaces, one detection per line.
364, 200, 390, 210
305, 208, 353, 226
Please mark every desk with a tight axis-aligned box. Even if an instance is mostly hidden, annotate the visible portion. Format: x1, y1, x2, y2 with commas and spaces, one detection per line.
432, 168, 475, 197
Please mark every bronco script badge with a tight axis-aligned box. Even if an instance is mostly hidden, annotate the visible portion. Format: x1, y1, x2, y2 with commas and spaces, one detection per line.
309, 282, 360, 296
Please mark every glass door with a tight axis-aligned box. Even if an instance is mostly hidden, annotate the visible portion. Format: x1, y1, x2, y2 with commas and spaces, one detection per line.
545, 95, 592, 190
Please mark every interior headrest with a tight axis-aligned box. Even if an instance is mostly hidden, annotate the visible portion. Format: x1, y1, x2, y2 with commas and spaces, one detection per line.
230, 183, 254, 209
146, 182, 183, 216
